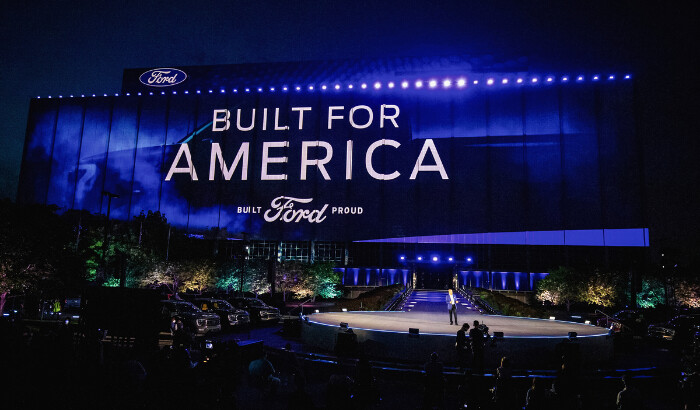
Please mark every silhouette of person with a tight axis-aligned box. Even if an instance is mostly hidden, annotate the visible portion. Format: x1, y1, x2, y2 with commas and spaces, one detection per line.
469, 320, 485, 374
455, 323, 470, 369
424, 352, 445, 409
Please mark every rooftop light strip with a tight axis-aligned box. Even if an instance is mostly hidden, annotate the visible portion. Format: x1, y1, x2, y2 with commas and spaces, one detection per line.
33, 73, 632, 99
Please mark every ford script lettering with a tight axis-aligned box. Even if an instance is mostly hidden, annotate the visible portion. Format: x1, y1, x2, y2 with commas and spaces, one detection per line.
139, 68, 187, 87
264, 196, 328, 223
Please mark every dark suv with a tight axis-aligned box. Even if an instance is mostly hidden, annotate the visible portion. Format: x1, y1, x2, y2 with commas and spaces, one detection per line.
648, 315, 700, 343
191, 298, 250, 329
160, 300, 221, 335
228, 297, 281, 323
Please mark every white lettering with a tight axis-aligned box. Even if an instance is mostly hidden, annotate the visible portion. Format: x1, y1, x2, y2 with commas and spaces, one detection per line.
236, 108, 256, 131
291, 107, 312, 130
212, 109, 230, 131
263, 196, 327, 223
380, 104, 400, 128
409, 139, 449, 179
165, 143, 198, 181
209, 142, 249, 180
261, 141, 288, 180
328, 106, 344, 129
300, 141, 333, 180
365, 139, 401, 180
349, 105, 373, 129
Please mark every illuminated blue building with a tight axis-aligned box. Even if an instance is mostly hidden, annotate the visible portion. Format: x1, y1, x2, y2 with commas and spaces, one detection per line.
18, 57, 647, 289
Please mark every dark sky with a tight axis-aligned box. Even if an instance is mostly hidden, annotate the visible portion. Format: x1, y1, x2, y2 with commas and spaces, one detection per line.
1, 1, 697, 253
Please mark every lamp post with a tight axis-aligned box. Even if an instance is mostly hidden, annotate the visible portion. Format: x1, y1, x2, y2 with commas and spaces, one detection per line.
239, 232, 248, 295
99, 190, 119, 285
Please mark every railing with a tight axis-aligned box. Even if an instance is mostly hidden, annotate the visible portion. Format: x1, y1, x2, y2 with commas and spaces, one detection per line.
595, 309, 631, 332
459, 286, 501, 315
286, 298, 314, 316
383, 285, 413, 311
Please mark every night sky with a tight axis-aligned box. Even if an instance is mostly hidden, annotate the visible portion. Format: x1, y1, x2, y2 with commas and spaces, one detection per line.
1, 1, 697, 255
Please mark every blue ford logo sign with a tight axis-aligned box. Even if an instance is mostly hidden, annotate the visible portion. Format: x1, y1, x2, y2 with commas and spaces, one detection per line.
139, 68, 187, 87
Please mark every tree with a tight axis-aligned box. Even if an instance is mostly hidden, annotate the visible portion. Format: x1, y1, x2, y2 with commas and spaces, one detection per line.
0, 201, 69, 314
636, 276, 666, 308
675, 277, 700, 308
215, 260, 270, 295
141, 261, 189, 295
582, 269, 623, 307
295, 262, 342, 301
535, 266, 583, 311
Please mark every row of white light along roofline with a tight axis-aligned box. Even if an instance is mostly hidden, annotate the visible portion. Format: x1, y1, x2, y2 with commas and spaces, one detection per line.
35, 73, 632, 99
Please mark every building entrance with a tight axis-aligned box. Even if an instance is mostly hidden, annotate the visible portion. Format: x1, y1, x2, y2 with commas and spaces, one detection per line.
415, 266, 454, 290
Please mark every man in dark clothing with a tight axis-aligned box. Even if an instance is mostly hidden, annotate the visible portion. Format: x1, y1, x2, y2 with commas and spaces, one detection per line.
469, 320, 485, 374
446, 289, 458, 325
455, 323, 470, 369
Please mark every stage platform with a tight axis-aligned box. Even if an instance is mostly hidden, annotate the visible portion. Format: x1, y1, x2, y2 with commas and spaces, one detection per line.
301, 290, 613, 369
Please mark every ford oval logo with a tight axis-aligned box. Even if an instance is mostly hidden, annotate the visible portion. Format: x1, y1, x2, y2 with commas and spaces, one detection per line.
139, 68, 187, 87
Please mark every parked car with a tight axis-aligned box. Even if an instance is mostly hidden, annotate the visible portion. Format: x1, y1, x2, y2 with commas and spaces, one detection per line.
597, 309, 648, 334
648, 315, 700, 342
191, 297, 250, 329
160, 300, 221, 335
227, 297, 281, 323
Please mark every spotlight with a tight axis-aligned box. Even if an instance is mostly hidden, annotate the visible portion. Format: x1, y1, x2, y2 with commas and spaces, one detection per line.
348, 84, 353, 89
315, 309, 320, 313
608, 75, 615, 80
516, 78, 523, 84
624, 74, 631, 79
531, 78, 539, 83
428, 79, 437, 88
562, 76, 569, 82
502, 78, 508, 84
245, 88, 250, 93
342, 308, 348, 312
473, 80, 479, 84
549, 316, 556, 320
415, 80, 424, 88
308, 85, 314, 91
448, 257, 454, 262
388, 82, 395, 88
417, 256, 423, 261
361, 83, 367, 89
374, 82, 381, 89
577, 76, 584, 81
486, 78, 494, 85
592, 75, 600, 81
443, 79, 452, 88
457, 78, 466, 87
321, 85, 327, 90
401, 80, 409, 88
432, 256, 438, 262
335, 84, 340, 90
466, 257, 472, 263
400, 256, 406, 261
546, 77, 554, 82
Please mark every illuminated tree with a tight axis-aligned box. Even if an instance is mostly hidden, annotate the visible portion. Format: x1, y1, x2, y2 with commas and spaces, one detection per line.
636, 276, 666, 308
296, 262, 342, 301
675, 278, 700, 308
535, 266, 583, 311
0, 201, 68, 314
582, 270, 623, 307
216, 260, 270, 295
